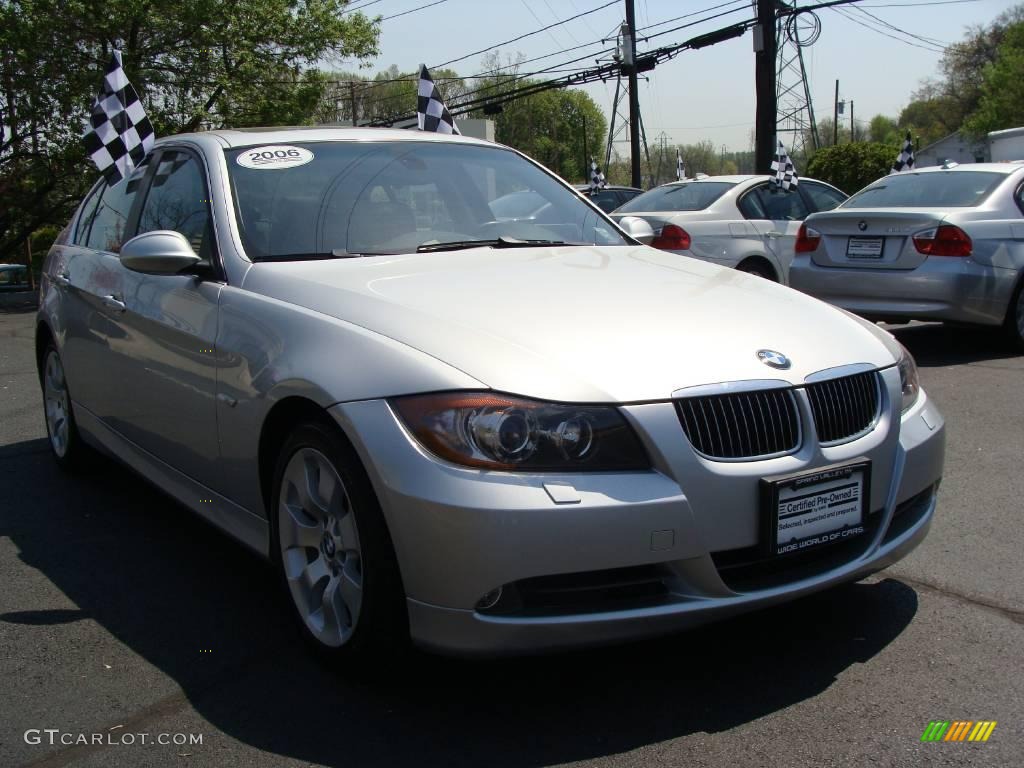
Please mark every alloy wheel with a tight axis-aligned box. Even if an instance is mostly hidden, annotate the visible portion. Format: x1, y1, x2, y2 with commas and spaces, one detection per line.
43, 351, 70, 458
278, 447, 363, 647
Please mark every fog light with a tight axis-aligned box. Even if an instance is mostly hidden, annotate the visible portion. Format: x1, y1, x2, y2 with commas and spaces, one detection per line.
475, 587, 503, 611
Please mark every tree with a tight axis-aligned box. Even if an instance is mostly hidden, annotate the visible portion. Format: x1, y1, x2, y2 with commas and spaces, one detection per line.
868, 114, 900, 145
963, 22, 1024, 136
805, 142, 895, 195
0, 0, 380, 262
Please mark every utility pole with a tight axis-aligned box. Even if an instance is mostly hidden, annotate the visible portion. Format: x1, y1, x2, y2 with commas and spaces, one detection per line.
833, 79, 839, 146
850, 100, 854, 142
624, 1, 642, 188
582, 113, 589, 182
754, 0, 778, 173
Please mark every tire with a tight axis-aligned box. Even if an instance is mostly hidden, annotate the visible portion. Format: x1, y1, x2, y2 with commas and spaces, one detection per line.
737, 260, 777, 281
1005, 277, 1024, 351
40, 343, 87, 471
270, 420, 408, 664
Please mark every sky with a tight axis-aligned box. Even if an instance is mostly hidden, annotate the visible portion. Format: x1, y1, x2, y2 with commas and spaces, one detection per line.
342, 0, 1022, 152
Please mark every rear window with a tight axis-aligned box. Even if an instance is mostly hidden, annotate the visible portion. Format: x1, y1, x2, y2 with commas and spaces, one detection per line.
844, 171, 1005, 208
616, 181, 735, 213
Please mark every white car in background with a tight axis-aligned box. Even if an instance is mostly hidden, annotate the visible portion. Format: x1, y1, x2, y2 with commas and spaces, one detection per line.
610, 175, 847, 283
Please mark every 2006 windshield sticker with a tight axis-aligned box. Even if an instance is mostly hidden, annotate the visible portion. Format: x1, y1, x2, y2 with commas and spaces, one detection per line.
237, 145, 314, 170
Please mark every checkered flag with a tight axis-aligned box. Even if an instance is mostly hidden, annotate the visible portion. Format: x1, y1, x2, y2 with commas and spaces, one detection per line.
676, 150, 685, 181
770, 140, 799, 192
417, 64, 460, 135
891, 131, 915, 174
590, 157, 606, 191
83, 50, 155, 185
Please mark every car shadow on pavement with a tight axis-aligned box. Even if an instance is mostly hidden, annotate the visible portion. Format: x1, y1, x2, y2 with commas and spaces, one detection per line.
1, 445, 919, 768
888, 322, 1021, 367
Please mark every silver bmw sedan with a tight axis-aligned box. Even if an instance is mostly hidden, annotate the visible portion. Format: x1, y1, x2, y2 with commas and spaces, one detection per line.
789, 162, 1024, 348
37, 128, 945, 659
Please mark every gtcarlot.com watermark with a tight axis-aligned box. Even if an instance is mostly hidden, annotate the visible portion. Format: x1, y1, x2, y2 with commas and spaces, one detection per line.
25, 728, 203, 747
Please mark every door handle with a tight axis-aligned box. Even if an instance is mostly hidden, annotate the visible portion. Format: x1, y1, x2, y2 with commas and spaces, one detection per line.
765, 232, 782, 239
53, 272, 71, 287
102, 295, 126, 312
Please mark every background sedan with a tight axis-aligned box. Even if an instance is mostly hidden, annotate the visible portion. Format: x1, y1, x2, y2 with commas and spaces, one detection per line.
610, 175, 847, 283
789, 162, 1024, 348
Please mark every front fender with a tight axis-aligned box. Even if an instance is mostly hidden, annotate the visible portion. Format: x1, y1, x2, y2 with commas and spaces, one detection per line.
214, 285, 483, 515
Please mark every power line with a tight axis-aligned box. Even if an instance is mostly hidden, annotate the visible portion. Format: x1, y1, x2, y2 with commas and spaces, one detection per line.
381, 0, 450, 22
343, 0, 386, 13
831, 6, 945, 51
851, 6, 950, 46
636, 0, 749, 33
431, 0, 620, 69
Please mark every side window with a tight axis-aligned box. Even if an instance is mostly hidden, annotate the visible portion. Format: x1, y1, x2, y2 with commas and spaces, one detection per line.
802, 181, 847, 212
1015, 183, 1024, 215
84, 168, 146, 253
738, 186, 768, 219
74, 182, 105, 245
742, 184, 810, 221
588, 190, 621, 213
137, 150, 214, 259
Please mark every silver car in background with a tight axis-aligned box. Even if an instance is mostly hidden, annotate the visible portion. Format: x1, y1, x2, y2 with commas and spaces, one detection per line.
37, 128, 944, 660
790, 163, 1024, 348
609, 175, 847, 283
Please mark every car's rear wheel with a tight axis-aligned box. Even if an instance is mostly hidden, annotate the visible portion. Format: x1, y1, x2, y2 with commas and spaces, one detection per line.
1005, 277, 1024, 350
737, 260, 777, 281
270, 420, 408, 663
41, 344, 86, 470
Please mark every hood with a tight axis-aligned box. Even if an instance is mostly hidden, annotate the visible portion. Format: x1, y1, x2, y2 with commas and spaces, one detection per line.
241, 245, 897, 403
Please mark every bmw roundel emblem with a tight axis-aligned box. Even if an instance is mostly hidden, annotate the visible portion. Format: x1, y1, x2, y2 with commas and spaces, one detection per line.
757, 349, 791, 369
858, 220, 868, 231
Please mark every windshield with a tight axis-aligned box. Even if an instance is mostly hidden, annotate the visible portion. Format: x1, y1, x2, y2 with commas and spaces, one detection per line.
225, 141, 627, 260
844, 171, 1005, 208
615, 181, 735, 213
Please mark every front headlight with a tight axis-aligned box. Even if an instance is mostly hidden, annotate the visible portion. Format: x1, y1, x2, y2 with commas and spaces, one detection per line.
390, 392, 651, 471
897, 343, 921, 413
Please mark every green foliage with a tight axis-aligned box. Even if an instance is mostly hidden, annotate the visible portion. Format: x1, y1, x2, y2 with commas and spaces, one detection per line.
0, 0, 381, 262
868, 115, 901, 145
963, 22, 1024, 136
805, 143, 895, 196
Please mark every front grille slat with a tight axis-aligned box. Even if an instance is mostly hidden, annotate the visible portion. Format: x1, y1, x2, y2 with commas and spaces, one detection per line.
806, 371, 880, 444
676, 371, 881, 461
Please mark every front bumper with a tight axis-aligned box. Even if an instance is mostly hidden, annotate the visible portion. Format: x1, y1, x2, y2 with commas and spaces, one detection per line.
330, 368, 945, 655
789, 255, 1018, 326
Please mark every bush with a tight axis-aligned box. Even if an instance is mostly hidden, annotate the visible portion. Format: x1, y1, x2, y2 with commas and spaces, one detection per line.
806, 142, 896, 196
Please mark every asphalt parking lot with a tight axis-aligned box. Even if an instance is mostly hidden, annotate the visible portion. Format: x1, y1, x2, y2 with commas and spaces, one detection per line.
1, 296, 1022, 768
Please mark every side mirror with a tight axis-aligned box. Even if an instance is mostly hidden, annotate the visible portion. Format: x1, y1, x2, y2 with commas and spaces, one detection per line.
616, 215, 655, 245
119, 231, 201, 274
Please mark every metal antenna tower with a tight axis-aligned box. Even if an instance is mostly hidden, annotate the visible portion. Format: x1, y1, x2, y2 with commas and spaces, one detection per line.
603, 24, 653, 186
775, 5, 821, 163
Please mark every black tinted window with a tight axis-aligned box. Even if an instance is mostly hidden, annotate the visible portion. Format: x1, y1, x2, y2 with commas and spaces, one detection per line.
802, 181, 847, 212
845, 171, 1005, 208
84, 167, 146, 252
586, 189, 623, 213
137, 151, 213, 258
740, 184, 810, 221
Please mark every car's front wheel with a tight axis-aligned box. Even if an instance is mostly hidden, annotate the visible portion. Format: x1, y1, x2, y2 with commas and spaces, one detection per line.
41, 344, 87, 470
1006, 277, 1024, 350
270, 420, 408, 663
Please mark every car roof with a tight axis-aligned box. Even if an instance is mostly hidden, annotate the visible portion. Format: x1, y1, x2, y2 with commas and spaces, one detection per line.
656, 174, 834, 186
879, 162, 1023, 176
157, 126, 496, 150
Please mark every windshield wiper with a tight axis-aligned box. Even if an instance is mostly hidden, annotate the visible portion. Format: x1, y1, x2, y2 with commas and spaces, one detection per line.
416, 236, 569, 253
